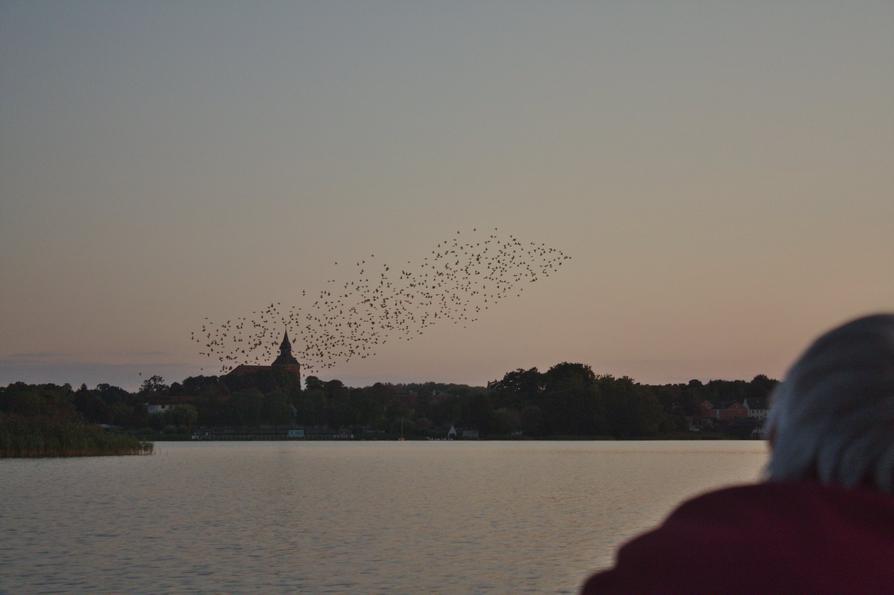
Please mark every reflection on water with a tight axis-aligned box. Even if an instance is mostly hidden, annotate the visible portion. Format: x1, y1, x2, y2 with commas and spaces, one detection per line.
1, 441, 765, 593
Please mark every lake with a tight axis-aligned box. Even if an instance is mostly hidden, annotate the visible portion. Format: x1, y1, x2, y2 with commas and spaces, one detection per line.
0, 441, 766, 593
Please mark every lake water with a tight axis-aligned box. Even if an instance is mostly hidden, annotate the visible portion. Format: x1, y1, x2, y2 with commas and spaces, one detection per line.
1, 441, 766, 593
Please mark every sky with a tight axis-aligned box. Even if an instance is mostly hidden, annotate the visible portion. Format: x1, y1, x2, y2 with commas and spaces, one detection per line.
1, 1, 892, 389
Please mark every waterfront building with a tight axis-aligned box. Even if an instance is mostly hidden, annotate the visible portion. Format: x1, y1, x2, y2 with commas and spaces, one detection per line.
744, 398, 769, 420
715, 401, 749, 421
226, 330, 302, 384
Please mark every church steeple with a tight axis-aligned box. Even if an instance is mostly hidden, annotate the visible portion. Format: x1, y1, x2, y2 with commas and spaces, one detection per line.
273, 327, 299, 366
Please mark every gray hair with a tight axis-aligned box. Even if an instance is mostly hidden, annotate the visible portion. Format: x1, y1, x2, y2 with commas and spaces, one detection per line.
765, 313, 894, 493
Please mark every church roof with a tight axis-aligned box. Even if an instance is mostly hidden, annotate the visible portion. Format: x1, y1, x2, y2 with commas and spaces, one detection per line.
225, 330, 300, 376
226, 364, 271, 377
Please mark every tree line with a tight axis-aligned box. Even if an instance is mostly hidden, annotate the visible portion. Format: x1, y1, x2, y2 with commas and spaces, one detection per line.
1, 363, 778, 440
0, 383, 151, 457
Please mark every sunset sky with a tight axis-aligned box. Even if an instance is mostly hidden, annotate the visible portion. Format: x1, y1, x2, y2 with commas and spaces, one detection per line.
2, 1, 892, 389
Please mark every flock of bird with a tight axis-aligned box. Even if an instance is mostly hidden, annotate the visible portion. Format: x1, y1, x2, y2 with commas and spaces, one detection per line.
192, 228, 572, 375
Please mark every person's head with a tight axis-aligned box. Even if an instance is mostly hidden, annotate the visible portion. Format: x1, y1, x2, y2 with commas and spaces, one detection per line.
765, 313, 894, 493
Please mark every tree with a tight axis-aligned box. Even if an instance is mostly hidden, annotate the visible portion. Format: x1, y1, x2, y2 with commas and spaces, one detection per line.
263, 390, 292, 426
543, 362, 595, 388
599, 376, 665, 438
139, 375, 169, 395
493, 407, 521, 435
229, 389, 265, 426
488, 367, 543, 408
521, 405, 544, 436
542, 363, 598, 435
165, 405, 198, 430
747, 374, 777, 403
295, 386, 327, 426
304, 376, 324, 391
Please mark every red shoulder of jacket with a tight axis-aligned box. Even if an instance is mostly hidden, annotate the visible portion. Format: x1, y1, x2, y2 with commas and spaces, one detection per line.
581, 482, 894, 595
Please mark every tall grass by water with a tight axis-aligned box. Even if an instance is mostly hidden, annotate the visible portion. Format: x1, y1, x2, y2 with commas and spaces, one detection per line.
0, 416, 152, 457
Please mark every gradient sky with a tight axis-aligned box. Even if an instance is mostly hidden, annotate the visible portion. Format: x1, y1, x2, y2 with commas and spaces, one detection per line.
1, 1, 892, 389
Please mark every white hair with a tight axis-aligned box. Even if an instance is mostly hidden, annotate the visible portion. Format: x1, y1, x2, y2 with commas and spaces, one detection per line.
765, 313, 894, 493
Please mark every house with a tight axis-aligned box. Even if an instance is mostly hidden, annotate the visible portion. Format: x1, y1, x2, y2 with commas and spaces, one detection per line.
744, 398, 769, 420
697, 400, 749, 422
715, 401, 749, 421
146, 403, 173, 415
447, 425, 457, 439
698, 400, 715, 419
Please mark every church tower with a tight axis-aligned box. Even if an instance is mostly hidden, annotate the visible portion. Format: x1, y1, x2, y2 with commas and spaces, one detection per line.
272, 329, 301, 381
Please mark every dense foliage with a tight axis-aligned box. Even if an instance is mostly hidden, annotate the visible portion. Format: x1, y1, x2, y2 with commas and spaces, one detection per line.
1, 364, 777, 441
0, 383, 151, 457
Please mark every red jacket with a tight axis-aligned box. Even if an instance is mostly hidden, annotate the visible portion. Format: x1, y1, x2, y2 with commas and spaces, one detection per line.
582, 481, 894, 594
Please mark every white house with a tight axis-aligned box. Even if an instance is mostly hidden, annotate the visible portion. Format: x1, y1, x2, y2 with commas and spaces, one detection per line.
146, 403, 173, 415
743, 399, 769, 420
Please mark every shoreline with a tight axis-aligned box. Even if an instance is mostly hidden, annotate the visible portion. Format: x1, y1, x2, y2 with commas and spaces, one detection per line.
1, 442, 154, 458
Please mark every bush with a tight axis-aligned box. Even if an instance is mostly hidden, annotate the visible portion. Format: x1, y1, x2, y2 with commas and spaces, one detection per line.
0, 414, 152, 457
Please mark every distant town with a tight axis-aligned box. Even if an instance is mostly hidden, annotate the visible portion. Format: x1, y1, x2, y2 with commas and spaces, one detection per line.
1, 332, 776, 456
